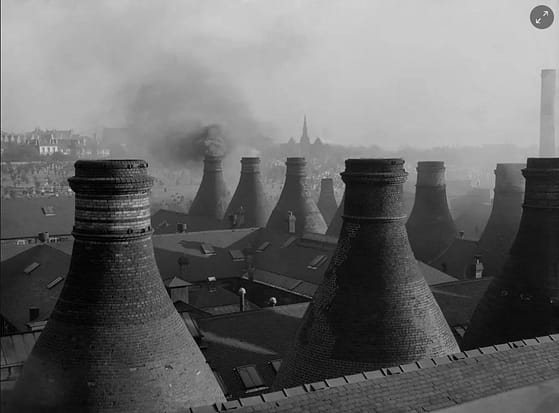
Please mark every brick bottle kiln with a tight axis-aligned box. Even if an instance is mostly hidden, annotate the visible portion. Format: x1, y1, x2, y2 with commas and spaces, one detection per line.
12, 160, 225, 412
475, 163, 525, 277
463, 158, 559, 349
266, 157, 327, 235
317, 178, 338, 226
189, 155, 230, 221
224, 157, 271, 228
274, 159, 459, 388
406, 161, 457, 263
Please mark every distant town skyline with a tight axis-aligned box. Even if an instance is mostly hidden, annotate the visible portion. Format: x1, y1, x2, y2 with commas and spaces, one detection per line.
1, 0, 558, 150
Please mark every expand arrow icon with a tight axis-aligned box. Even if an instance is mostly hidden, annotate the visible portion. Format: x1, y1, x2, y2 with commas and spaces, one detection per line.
536, 17, 542, 24
543, 10, 549, 16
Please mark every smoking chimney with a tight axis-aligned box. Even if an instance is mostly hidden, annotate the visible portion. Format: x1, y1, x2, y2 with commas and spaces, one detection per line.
406, 161, 457, 263
224, 157, 271, 228
13, 160, 225, 412
475, 163, 525, 277
316, 178, 338, 225
274, 159, 459, 389
266, 157, 327, 235
189, 155, 230, 221
463, 158, 559, 349
540, 69, 556, 157
325, 191, 344, 237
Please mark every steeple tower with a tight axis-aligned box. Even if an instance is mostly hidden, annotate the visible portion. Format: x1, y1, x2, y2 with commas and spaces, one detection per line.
301, 115, 310, 146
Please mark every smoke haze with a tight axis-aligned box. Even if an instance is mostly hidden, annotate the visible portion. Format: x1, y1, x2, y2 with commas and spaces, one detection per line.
1, 0, 558, 150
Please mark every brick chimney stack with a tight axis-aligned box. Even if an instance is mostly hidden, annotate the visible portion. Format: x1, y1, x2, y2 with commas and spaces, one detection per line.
475, 163, 525, 277
317, 178, 338, 225
274, 159, 459, 389
224, 157, 271, 228
266, 157, 327, 235
463, 158, 559, 349
189, 155, 230, 221
406, 161, 457, 263
540, 69, 556, 157
13, 160, 225, 412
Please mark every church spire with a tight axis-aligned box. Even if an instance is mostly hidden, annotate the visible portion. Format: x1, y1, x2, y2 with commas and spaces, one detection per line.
300, 115, 310, 145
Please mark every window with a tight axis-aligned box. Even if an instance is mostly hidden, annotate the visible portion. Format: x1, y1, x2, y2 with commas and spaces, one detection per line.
280, 236, 296, 249
46, 276, 64, 289
41, 206, 55, 216
200, 244, 216, 256
235, 365, 266, 391
270, 359, 282, 374
307, 255, 328, 270
256, 241, 271, 252
229, 249, 245, 262
23, 262, 40, 274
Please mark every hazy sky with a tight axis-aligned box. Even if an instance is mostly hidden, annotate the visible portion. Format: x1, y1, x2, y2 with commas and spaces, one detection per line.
1, 0, 558, 149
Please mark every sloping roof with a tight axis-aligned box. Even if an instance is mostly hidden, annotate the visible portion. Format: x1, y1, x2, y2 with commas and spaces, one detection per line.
416, 261, 458, 285
197, 303, 309, 399
1, 330, 41, 367
153, 228, 261, 249
253, 229, 457, 289
164, 276, 193, 288
431, 237, 479, 280
151, 209, 226, 234
194, 337, 559, 413
0, 244, 71, 331
431, 278, 493, 326
0, 196, 74, 239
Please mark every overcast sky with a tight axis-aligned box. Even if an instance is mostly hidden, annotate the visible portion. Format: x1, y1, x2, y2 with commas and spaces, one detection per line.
1, 0, 558, 149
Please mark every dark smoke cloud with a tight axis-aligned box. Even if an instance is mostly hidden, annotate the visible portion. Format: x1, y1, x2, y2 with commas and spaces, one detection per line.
121, 56, 265, 164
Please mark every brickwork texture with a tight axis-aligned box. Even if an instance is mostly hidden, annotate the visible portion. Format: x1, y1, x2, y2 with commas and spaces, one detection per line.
463, 158, 559, 349
273, 159, 459, 389
12, 159, 225, 412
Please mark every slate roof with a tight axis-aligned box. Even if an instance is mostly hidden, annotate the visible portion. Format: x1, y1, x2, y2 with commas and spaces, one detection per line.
191, 336, 559, 413
253, 229, 457, 288
197, 303, 309, 400
431, 237, 479, 280
431, 278, 493, 327
0, 244, 70, 332
151, 209, 226, 234
0, 196, 74, 239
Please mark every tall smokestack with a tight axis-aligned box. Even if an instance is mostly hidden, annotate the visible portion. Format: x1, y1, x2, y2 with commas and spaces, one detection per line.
13, 160, 225, 412
189, 155, 230, 221
316, 178, 338, 225
224, 157, 270, 228
406, 161, 457, 263
266, 157, 327, 235
274, 159, 459, 389
325, 191, 344, 237
540, 69, 556, 157
475, 163, 525, 277
463, 158, 559, 349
